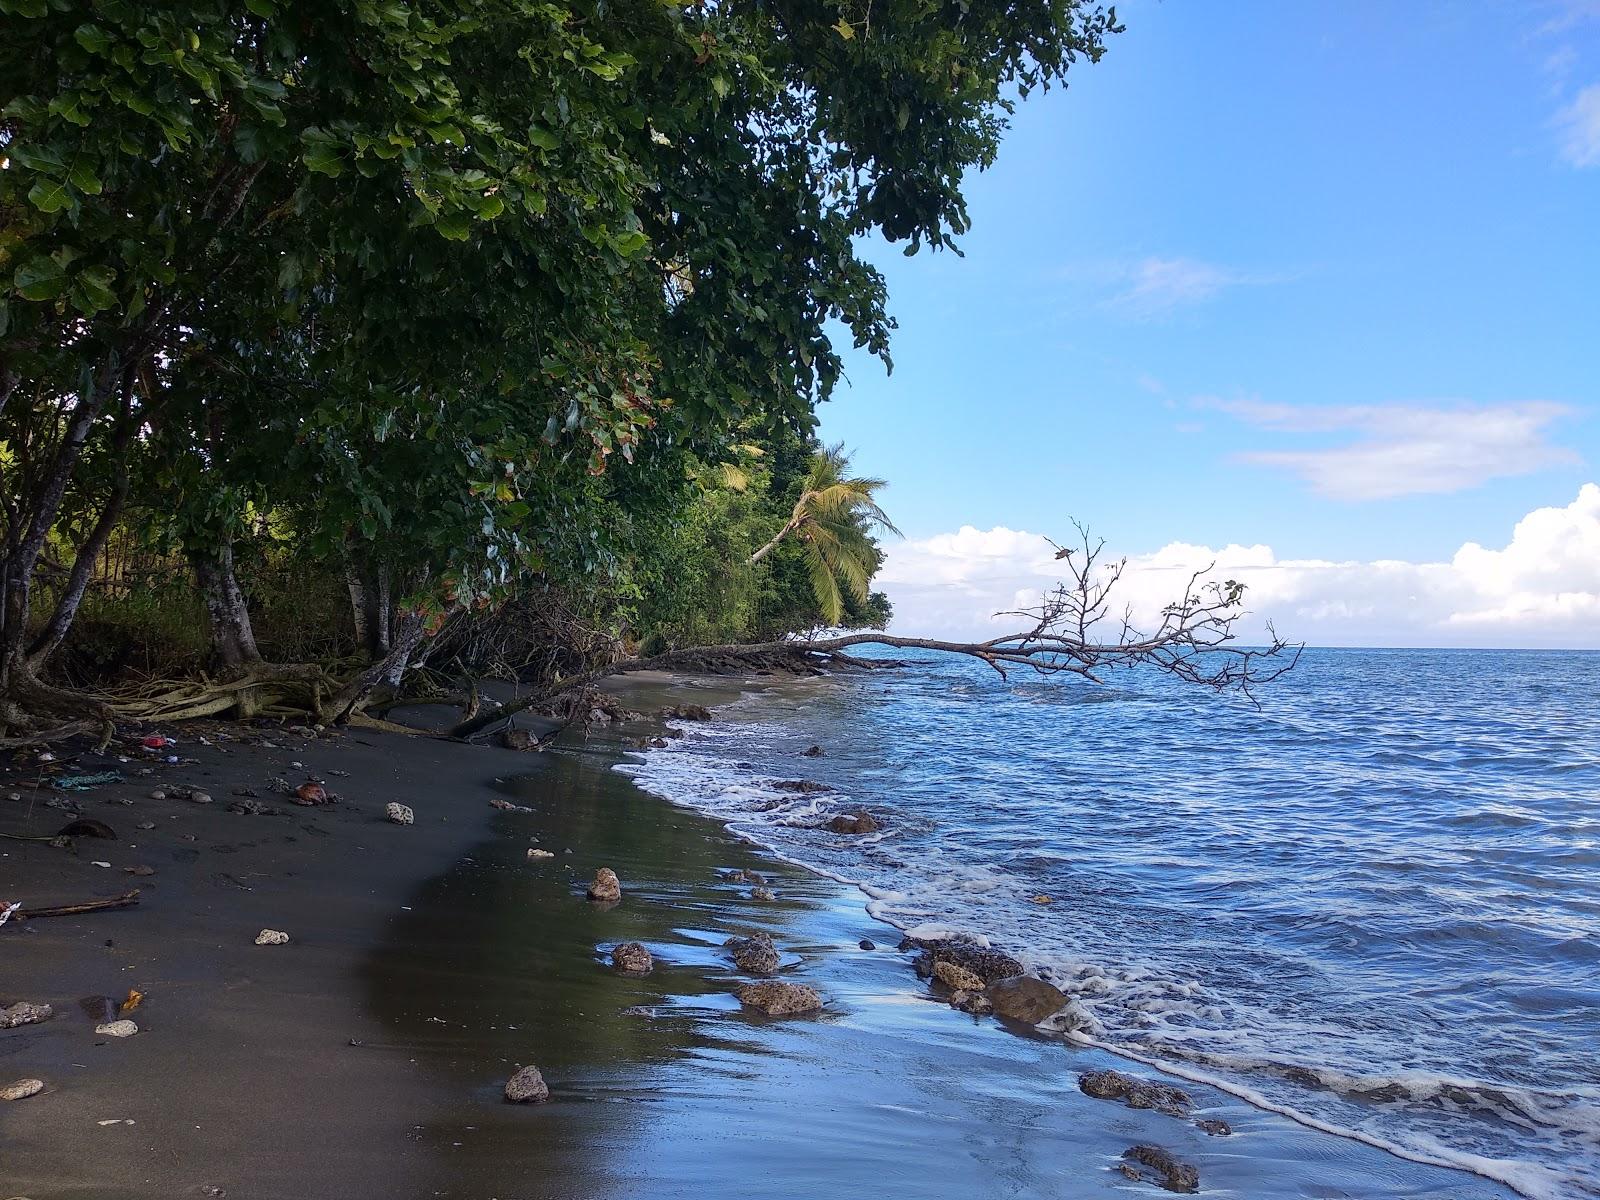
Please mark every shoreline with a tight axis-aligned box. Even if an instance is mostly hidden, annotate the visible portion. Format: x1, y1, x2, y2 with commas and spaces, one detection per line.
2, 675, 1529, 1198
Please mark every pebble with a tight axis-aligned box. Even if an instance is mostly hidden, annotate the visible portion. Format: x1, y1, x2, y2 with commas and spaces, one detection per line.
503, 1064, 550, 1103
526, 848, 554, 860
148, 790, 166, 800
1, 1078, 44, 1101
859, 939, 876, 950
255, 929, 290, 946
586, 867, 622, 903
95, 1020, 138, 1038
385, 802, 414, 826
137, 822, 156, 831
189, 791, 212, 804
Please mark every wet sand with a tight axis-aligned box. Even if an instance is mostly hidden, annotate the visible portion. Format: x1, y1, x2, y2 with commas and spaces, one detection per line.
1, 676, 1519, 1199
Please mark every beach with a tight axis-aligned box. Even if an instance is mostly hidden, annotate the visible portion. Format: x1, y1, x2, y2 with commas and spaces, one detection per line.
0, 672, 1535, 1198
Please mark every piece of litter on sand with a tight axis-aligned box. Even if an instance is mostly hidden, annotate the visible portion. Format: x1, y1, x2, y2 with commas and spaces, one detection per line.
97, 1118, 135, 1125
91, 861, 111, 868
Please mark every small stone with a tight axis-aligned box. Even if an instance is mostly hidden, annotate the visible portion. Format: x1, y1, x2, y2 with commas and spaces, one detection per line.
6, 791, 21, 801
189, 791, 212, 805
527, 848, 554, 860
735, 981, 822, 1016
255, 929, 290, 946
503, 1064, 549, 1103
1079, 1070, 1193, 1117
825, 811, 879, 834
488, 797, 532, 813
385, 802, 414, 826
725, 933, 781, 975
586, 867, 621, 903
611, 942, 653, 974
95, 1020, 138, 1038
985, 975, 1069, 1024
0, 1002, 52, 1029
137, 822, 156, 830
932, 960, 987, 992
750, 886, 776, 902
1196, 1118, 1232, 1136
950, 989, 994, 1015
1, 1078, 45, 1101
858, 939, 876, 951
125, 865, 156, 876
149, 790, 167, 801
500, 728, 538, 752
1122, 1144, 1199, 1194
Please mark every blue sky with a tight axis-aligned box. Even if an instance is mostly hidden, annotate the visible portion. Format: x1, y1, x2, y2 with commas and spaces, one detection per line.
817, 0, 1600, 646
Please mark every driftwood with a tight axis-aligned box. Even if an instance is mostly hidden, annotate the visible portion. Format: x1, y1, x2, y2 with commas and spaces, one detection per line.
16, 889, 141, 919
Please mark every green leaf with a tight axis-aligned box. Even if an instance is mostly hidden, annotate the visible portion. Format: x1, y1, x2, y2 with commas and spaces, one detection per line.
68, 156, 102, 195
610, 229, 649, 257
13, 256, 67, 301
70, 265, 118, 314
434, 211, 472, 241
73, 23, 111, 54
27, 176, 72, 213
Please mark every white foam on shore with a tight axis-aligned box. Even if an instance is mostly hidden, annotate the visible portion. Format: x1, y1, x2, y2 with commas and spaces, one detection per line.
615, 717, 1600, 1200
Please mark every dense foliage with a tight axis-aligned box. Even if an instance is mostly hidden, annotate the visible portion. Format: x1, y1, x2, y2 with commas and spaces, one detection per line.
0, 0, 1118, 726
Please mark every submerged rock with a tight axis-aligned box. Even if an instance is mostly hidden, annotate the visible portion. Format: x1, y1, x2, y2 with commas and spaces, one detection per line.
0, 1002, 52, 1029
95, 1019, 138, 1038
255, 929, 290, 946
950, 989, 994, 1016
825, 811, 880, 835
385, 802, 414, 825
1079, 1070, 1192, 1117
1195, 1117, 1232, 1136
749, 886, 777, 902
985, 975, 1068, 1024
736, 981, 822, 1016
725, 933, 781, 975
1, 1078, 44, 1101
662, 703, 712, 721
802, 745, 825, 757
611, 942, 653, 974
859, 939, 876, 951
504, 1064, 550, 1103
587, 867, 622, 902
1121, 1144, 1199, 1194
775, 779, 831, 794
719, 868, 767, 884
931, 960, 986, 993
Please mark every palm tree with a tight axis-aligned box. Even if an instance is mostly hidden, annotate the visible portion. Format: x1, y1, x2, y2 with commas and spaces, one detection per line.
746, 443, 900, 625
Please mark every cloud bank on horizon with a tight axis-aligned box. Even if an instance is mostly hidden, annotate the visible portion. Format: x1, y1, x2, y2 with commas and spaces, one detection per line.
877, 485, 1600, 649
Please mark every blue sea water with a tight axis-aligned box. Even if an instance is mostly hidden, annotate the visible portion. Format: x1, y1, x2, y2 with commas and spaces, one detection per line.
619, 648, 1600, 1199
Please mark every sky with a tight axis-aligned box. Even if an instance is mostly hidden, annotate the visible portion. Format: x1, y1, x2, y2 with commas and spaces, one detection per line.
815, 0, 1600, 648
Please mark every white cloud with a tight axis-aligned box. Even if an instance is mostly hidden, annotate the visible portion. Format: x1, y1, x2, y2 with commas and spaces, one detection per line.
1107, 257, 1273, 317
1208, 399, 1577, 501
879, 485, 1600, 648
1555, 83, 1600, 166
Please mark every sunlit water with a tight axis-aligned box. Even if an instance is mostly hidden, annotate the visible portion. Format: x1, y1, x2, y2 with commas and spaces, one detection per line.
618, 648, 1600, 1199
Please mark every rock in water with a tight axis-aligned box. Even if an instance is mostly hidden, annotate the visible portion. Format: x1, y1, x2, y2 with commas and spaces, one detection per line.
735, 981, 822, 1016
587, 868, 622, 902
504, 1064, 550, 1103
1195, 1118, 1232, 1136
0, 1002, 52, 1029
749, 886, 777, 902
932, 960, 986, 993
255, 929, 290, 946
802, 745, 824, 757
1078, 1070, 1193, 1117
909, 938, 1025, 985
385, 802, 414, 825
611, 942, 653, 974
950, 989, 994, 1016
1122, 1145, 1199, 1194
985, 975, 1068, 1024
725, 933, 781, 975
95, 1020, 138, 1038
825, 811, 880, 834
1, 1078, 44, 1101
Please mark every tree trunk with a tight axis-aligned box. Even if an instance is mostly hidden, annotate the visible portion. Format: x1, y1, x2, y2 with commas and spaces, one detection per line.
345, 564, 370, 655
326, 608, 429, 723
746, 511, 805, 566
193, 543, 260, 671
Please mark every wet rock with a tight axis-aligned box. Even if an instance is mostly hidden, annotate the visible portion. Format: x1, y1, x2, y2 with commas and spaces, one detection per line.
1079, 1070, 1192, 1118
587, 867, 622, 903
489, 798, 533, 813
385, 802, 414, 826
500, 728, 539, 752
0, 1002, 52, 1029
255, 928, 290, 946
663, 703, 712, 721
725, 933, 781, 975
735, 981, 822, 1016
95, 1019, 138, 1038
504, 1064, 550, 1103
2, 1078, 45, 1101
802, 745, 824, 757
932, 960, 986, 993
907, 938, 1026, 985
985, 975, 1068, 1024
1195, 1117, 1232, 1136
1121, 1144, 1199, 1193
611, 942, 653, 974
950, 989, 994, 1016
825, 811, 880, 835
859, 939, 876, 950
749, 886, 777, 902
775, 779, 831, 794
719, 868, 767, 884
648, 737, 669, 748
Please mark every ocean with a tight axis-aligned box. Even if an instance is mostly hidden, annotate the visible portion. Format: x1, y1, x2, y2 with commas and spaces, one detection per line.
618, 647, 1600, 1199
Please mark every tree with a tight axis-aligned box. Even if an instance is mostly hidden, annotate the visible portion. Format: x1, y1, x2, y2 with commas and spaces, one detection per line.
746, 442, 899, 626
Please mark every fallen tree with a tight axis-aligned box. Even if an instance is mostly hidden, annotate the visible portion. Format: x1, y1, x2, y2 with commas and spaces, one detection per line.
444, 531, 1301, 740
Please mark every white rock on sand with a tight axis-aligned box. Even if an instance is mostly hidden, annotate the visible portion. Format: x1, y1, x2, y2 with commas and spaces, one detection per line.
1, 1078, 45, 1101
255, 929, 290, 946
385, 802, 414, 825
95, 1020, 138, 1038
